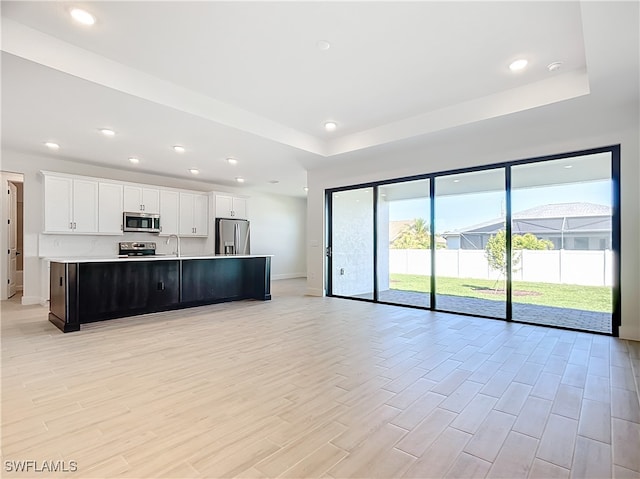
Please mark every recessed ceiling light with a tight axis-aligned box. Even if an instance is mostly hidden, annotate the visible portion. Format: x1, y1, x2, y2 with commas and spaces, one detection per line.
128, 157, 140, 164
317, 40, 331, 51
236, 177, 245, 183
509, 59, 528, 71
226, 157, 238, 165
564, 165, 573, 169
70, 8, 95, 26
173, 145, 185, 153
303, 186, 309, 192
100, 128, 115, 137
453, 179, 460, 183
324, 121, 337, 132
45, 142, 60, 150
547, 62, 563, 72
189, 168, 199, 175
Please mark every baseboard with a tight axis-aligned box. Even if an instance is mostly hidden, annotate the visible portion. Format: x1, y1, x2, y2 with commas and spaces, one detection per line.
272, 273, 306, 281
305, 287, 325, 297
21, 296, 43, 306
618, 326, 640, 341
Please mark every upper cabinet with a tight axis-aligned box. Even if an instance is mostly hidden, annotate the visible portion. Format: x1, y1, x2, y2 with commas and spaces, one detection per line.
159, 190, 179, 236
215, 194, 247, 219
123, 185, 160, 214
179, 192, 208, 236
42, 171, 211, 238
98, 182, 123, 234
44, 175, 98, 234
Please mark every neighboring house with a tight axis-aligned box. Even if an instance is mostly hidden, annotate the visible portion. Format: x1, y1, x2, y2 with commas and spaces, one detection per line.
442, 202, 612, 250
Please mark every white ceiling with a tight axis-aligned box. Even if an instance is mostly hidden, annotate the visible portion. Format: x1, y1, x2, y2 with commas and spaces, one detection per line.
1, 1, 638, 197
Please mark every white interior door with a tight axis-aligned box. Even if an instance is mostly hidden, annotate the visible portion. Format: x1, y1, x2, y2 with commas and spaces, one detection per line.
8, 182, 17, 298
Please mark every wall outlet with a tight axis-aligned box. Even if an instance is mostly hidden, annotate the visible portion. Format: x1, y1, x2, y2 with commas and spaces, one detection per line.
340, 268, 345, 275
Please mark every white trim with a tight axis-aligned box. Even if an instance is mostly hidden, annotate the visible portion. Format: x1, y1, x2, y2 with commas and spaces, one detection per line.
21, 296, 42, 305
272, 273, 306, 281
619, 326, 640, 342
305, 287, 325, 297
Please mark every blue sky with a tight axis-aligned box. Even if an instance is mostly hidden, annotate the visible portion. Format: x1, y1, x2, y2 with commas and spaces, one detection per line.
389, 180, 611, 233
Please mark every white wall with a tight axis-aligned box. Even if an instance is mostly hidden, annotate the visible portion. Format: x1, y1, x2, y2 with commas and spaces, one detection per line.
248, 193, 306, 280
0, 151, 306, 304
306, 115, 640, 340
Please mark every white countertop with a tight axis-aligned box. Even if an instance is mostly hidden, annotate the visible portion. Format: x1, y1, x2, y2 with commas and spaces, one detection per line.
45, 254, 273, 263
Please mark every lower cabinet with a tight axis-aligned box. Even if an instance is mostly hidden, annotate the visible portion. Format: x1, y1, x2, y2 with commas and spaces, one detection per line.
181, 259, 244, 303
78, 261, 180, 322
48, 257, 271, 332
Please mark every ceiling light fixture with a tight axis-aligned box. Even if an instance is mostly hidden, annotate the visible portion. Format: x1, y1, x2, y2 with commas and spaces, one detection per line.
173, 145, 185, 153
100, 128, 115, 137
236, 177, 245, 183
128, 157, 140, 164
226, 157, 238, 165
317, 40, 331, 51
45, 142, 60, 150
453, 179, 460, 183
324, 121, 337, 132
189, 168, 199, 175
509, 59, 528, 71
564, 165, 573, 169
303, 186, 309, 192
70, 8, 96, 26
547, 61, 563, 72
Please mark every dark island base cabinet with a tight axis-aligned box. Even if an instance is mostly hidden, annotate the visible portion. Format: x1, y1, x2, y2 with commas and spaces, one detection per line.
48, 256, 271, 333
181, 257, 271, 304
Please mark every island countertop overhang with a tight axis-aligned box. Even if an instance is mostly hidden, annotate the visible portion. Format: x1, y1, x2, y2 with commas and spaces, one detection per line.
44, 254, 273, 264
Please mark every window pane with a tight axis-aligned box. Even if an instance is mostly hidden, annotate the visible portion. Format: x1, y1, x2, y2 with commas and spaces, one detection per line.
511, 153, 613, 333
378, 179, 431, 307
435, 169, 506, 318
331, 188, 374, 299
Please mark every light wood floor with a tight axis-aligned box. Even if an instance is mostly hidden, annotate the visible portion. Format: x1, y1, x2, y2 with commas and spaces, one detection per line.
2, 279, 639, 478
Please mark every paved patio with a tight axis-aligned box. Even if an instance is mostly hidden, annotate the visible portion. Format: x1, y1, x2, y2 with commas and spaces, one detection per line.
366, 289, 612, 334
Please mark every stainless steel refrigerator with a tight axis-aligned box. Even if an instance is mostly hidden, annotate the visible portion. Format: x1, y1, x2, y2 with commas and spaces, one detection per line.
216, 218, 250, 255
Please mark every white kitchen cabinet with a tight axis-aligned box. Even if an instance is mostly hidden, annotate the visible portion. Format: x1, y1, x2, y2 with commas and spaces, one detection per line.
98, 182, 123, 234
123, 185, 160, 214
159, 189, 179, 236
179, 192, 208, 236
215, 194, 247, 219
44, 175, 98, 233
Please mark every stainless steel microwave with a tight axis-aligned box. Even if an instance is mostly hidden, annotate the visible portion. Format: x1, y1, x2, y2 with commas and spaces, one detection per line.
123, 212, 161, 233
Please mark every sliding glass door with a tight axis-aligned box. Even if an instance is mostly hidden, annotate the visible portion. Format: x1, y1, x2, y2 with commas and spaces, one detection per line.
377, 179, 431, 308
326, 146, 619, 335
434, 169, 506, 318
510, 152, 614, 333
329, 188, 374, 300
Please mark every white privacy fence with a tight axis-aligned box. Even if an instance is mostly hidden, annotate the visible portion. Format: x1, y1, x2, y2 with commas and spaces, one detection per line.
388, 249, 613, 287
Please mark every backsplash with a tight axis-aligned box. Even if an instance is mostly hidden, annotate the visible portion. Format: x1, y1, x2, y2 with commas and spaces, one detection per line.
38, 233, 212, 258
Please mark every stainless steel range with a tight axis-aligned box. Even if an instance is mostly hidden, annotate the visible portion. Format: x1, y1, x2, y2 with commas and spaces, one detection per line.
118, 241, 156, 256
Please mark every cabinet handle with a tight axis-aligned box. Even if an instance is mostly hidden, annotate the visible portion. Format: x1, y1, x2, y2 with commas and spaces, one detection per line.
120, 224, 123, 231
69, 222, 73, 230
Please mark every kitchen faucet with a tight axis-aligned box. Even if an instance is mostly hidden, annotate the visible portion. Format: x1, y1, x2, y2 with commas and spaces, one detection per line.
166, 234, 181, 257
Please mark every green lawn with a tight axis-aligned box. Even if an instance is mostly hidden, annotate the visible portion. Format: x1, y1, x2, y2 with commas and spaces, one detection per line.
389, 274, 612, 313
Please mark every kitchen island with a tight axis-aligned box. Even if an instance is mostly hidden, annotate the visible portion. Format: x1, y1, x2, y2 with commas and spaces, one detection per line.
48, 254, 272, 332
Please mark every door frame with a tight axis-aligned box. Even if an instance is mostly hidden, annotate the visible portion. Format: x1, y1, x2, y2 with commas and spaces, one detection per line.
325, 145, 621, 336
0, 172, 24, 301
